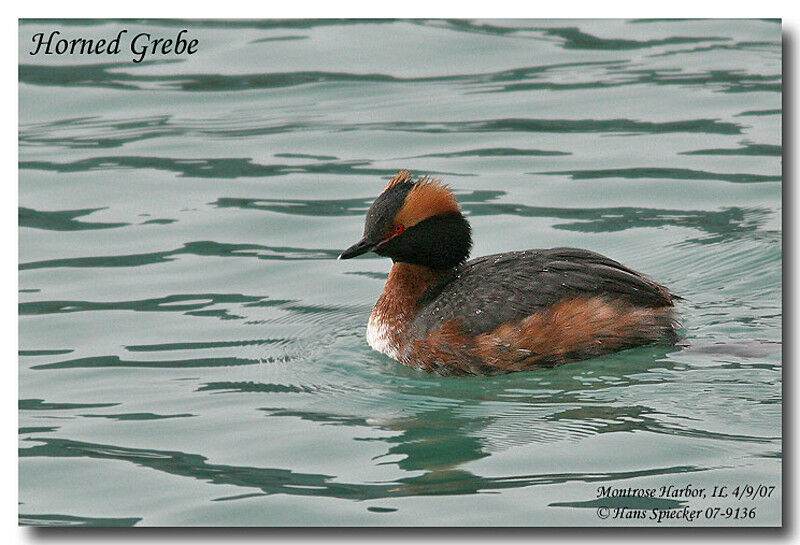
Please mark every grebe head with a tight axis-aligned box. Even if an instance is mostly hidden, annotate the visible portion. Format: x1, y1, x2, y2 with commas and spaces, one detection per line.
339, 170, 472, 270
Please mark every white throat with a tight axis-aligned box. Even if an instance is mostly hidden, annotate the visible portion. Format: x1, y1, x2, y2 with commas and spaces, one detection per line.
366, 311, 400, 360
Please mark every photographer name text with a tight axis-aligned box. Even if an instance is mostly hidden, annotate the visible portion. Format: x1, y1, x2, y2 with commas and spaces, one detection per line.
593, 483, 777, 524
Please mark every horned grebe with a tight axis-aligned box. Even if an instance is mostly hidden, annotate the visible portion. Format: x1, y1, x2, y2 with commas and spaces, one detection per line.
339, 170, 679, 376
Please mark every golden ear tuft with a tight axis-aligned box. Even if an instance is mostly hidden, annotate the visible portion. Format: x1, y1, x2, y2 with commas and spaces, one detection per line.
395, 175, 461, 228
384, 169, 414, 190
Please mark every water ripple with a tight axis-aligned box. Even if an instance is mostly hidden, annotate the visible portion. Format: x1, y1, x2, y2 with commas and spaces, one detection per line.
20, 207, 128, 231
19, 115, 745, 150
680, 143, 781, 156
540, 167, 780, 184
30, 355, 261, 371
19, 241, 339, 270
19, 514, 141, 527
21, 436, 711, 501
19, 292, 268, 315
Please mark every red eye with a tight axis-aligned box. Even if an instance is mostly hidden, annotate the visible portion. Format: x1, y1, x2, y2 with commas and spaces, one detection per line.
394, 224, 405, 234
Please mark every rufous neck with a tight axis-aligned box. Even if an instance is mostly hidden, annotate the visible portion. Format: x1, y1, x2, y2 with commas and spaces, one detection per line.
373, 262, 446, 329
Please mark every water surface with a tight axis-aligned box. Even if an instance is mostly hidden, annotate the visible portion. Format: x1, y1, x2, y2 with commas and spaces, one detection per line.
19, 19, 781, 526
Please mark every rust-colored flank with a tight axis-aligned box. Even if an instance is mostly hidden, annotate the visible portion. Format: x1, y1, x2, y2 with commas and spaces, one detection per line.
404, 298, 676, 376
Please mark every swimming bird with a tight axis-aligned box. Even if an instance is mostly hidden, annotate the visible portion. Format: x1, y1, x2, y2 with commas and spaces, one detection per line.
339, 170, 679, 376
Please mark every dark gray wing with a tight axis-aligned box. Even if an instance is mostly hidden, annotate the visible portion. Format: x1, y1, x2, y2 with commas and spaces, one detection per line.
410, 247, 675, 337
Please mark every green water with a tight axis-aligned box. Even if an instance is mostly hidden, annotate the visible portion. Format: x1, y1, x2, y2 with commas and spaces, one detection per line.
19, 19, 781, 526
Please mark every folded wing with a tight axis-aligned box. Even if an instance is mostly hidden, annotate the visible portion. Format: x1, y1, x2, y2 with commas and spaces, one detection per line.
410, 247, 676, 338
